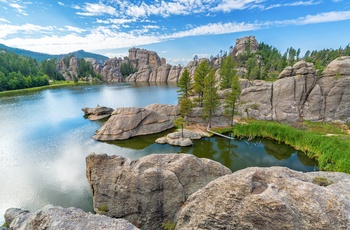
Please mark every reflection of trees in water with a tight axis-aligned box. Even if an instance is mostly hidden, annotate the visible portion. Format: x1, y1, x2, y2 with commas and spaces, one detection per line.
106, 129, 176, 150
261, 138, 296, 160
184, 137, 238, 170
297, 151, 318, 167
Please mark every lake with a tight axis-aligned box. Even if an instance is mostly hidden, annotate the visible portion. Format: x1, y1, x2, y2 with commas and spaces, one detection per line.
0, 83, 317, 224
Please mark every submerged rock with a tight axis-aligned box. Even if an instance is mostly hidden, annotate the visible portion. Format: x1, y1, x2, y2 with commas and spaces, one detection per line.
175, 167, 350, 229
86, 153, 231, 229
4, 205, 138, 230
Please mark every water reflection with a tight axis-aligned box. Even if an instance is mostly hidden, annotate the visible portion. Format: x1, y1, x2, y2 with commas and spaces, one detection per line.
0, 83, 317, 225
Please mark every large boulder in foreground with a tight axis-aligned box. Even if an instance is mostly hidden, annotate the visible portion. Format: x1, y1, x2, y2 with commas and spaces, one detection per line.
4, 205, 138, 230
93, 105, 177, 141
176, 167, 350, 229
86, 153, 231, 229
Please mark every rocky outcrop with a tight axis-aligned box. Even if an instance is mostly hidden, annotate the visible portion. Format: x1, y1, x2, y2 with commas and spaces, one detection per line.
125, 48, 182, 83
155, 129, 202, 146
82, 106, 113, 121
238, 58, 350, 123
188, 106, 230, 126
57, 56, 79, 81
86, 153, 231, 230
4, 205, 138, 230
231, 36, 259, 56
175, 167, 350, 230
92, 105, 176, 141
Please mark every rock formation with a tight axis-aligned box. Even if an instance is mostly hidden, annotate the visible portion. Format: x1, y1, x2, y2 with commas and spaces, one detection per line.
237, 58, 350, 123
86, 153, 231, 230
231, 36, 259, 56
56, 56, 79, 81
155, 129, 202, 146
175, 167, 350, 229
92, 105, 177, 141
82, 106, 113, 121
4, 205, 138, 230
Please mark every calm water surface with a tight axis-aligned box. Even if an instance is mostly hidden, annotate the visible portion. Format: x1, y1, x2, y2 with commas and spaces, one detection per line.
0, 83, 317, 223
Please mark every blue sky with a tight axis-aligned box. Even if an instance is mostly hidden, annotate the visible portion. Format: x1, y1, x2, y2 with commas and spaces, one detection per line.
0, 0, 350, 65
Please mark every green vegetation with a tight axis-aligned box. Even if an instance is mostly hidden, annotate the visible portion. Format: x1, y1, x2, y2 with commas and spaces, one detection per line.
120, 62, 137, 77
177, 68, 191, 98
100, 204, 108, 212
162, 221, 177, 230
312, 177, 334, 186
202, 69, 219, 128
219, 55, 236, 89
193, 60, 210, 107
0, 49, 102, 92
225, 120, 350, 173
174, 116, 188, 138
1, 221, 9, 228
223, 75, 241, 126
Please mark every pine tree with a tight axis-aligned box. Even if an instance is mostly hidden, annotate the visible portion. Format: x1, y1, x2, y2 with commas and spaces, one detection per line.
202, 68, 219, 128
193, 60, 210, 107
219, 55, 236, 89
177, 68, 191, 98
179, 96, 193, 118
224, 75, 241, 126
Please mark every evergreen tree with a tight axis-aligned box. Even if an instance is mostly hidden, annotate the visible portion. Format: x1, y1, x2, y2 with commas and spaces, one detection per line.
202, 69, 219, 128
219, 55, 236, 89
177, 68, 191, 98
179, 96, 193, 119
193, 60, 210, 107
224, 75, 241, 126
174, 116, 188, 138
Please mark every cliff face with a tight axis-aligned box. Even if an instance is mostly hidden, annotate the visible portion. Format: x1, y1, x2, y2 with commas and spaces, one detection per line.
237, 57, 350, 123
230, 35, 259, 56
125, 48, 183, 83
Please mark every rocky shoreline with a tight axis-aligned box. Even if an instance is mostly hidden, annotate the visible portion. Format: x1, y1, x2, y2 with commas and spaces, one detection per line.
4, 153, 350, 229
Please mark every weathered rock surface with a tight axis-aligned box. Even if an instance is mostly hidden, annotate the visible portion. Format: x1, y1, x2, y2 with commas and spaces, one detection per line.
188, 106, 230, 126
82, 106, 113, 121
238, 58, 350, 122
175, 167, 350, 230
231, 36, 259, 56
93, 106, 175, 141
5, 205, 138, 230
86, 153, 231, 230
155, 129, 202, 146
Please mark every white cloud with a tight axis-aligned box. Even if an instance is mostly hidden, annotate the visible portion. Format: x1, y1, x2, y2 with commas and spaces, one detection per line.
285, 0, 320, 7
0, 18, 10, 23
96, 18, 136, 25
0, 23, 54, 39
211, 0, 265, 12
77, 2, 116, 16
57, 2, 64, 6
9, 3, 27, 15
64, 26, 86, 33
297, 10, 350, 24
164, 21, 260, 39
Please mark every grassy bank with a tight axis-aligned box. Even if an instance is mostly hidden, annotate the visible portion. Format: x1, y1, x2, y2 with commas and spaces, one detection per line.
216, 120, 350, 173
0, 81, 90, 97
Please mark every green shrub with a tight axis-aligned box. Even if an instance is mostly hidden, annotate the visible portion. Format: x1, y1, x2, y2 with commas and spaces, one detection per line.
162, 221, 177, 230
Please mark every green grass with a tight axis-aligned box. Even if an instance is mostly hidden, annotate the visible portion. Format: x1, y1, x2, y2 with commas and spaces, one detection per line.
0, 81, 90, 97
218, 119, 350, 173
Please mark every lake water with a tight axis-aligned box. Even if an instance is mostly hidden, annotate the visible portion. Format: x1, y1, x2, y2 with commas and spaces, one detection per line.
0, 83, 317, 224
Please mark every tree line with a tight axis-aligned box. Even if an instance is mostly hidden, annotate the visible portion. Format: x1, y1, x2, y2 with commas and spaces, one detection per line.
176, 55, 241, 131
0, 50, 99, 92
